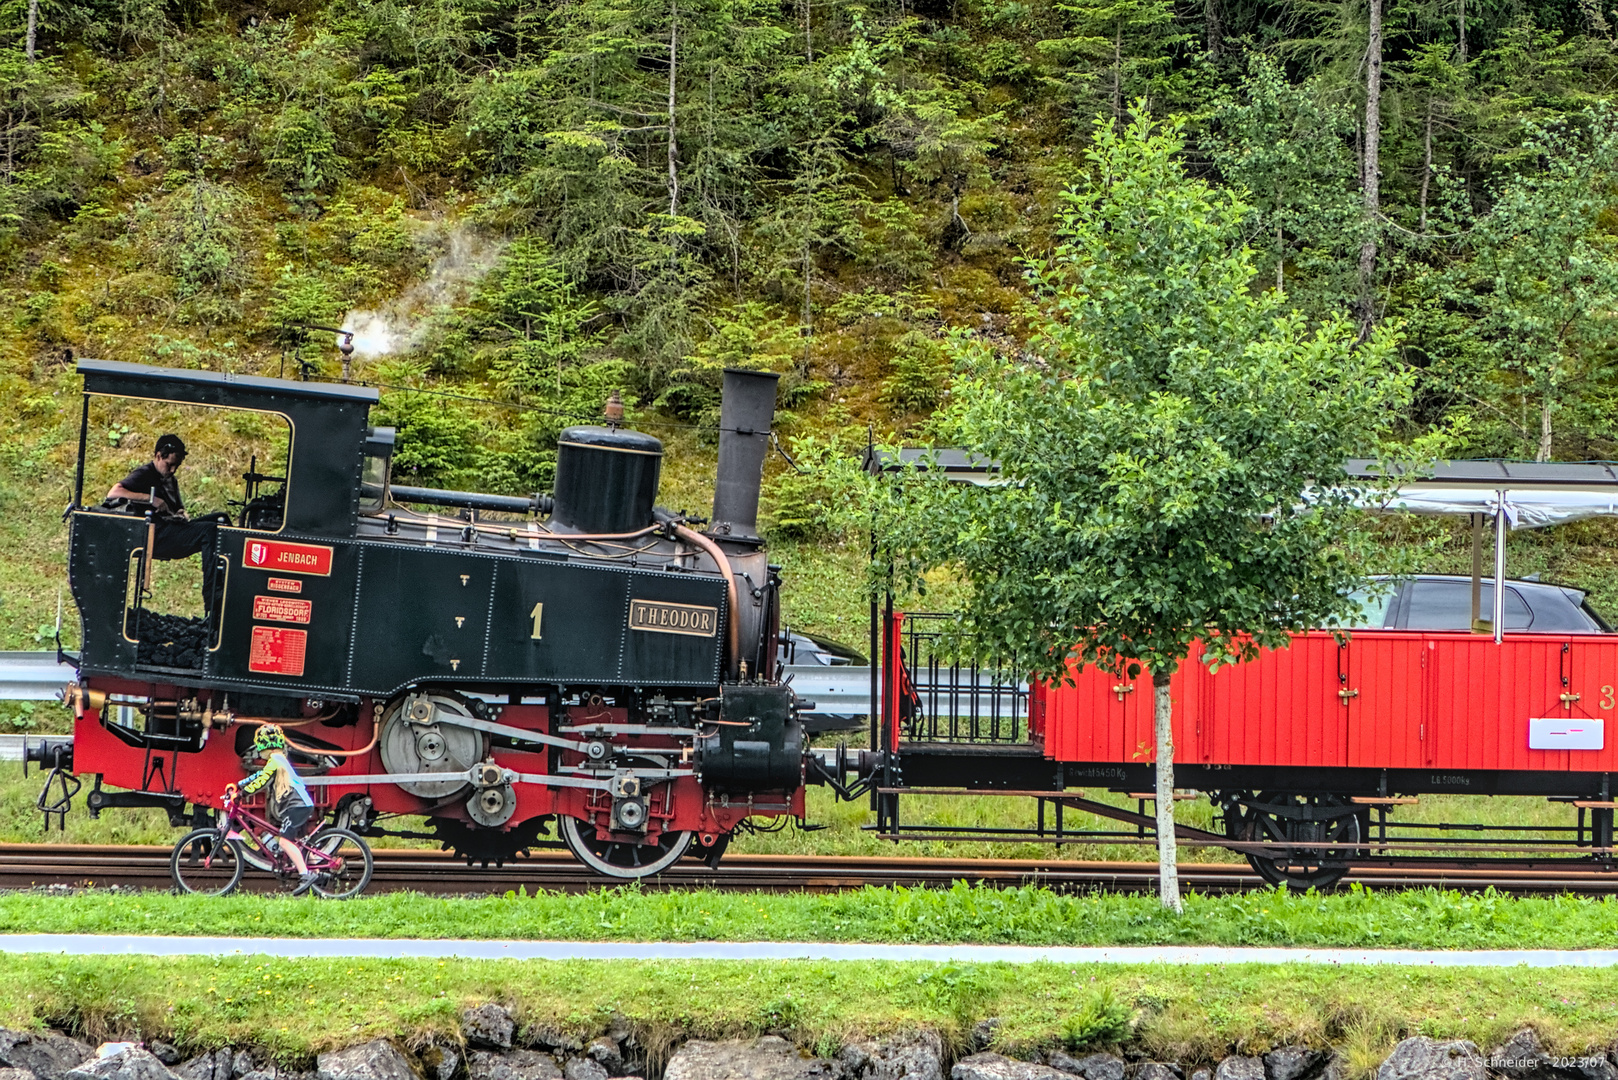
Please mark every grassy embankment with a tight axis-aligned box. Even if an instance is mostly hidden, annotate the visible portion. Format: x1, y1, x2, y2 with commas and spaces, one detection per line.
0, 953, 1615, 1074
2, 876, 1617, 949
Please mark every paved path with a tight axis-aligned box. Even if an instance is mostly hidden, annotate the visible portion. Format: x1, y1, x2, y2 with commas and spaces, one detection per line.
3, 935, 1618, 965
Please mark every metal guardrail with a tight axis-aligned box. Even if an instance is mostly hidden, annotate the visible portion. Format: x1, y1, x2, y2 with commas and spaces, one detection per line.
0, 653, 76, 760
0, 652, 76, 701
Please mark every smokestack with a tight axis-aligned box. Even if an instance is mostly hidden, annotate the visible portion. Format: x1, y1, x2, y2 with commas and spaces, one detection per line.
710, 368, 780, 541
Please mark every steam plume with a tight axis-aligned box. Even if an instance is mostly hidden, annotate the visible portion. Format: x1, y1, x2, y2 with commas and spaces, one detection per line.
341, 227, 504, 358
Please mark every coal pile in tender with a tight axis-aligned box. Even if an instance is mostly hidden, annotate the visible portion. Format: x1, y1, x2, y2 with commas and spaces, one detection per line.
133, 611, 209, 669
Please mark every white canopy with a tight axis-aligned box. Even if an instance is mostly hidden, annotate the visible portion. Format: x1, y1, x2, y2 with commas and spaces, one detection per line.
1344, 460, 1618, 529
1360, 486, 1618, 529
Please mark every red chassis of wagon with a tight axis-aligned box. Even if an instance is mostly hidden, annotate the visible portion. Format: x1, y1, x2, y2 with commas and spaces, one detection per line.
866, 459, 1618, 888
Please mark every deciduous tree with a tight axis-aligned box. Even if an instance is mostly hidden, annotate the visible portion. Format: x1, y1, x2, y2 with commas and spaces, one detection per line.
874, 109, 1412, 910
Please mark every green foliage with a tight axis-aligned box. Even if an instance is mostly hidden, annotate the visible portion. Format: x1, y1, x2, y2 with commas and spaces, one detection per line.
1204, 57, 1361, 313
264, 268, 342, 339
1417, 107, 1618, 461
1063, 986, 1133, 1049
658, 302, 801, 422
879, 109, 1414, 680
881, 330, 952, 413
763, 433, 857, 541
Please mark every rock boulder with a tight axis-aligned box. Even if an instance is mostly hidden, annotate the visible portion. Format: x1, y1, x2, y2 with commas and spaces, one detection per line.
663, 1037, 838, 1080
1216, 1058, 1263, 1080
1134, 1065, 1181, 1080
951, 1055, 1069, 1080
1264, 1049, 1323, 1080
0, 1030, 94, 1080
1047, 1054, 1124, 1080
63, 1046, 176, 1080
316, 1042, 420, 1080
466, 1051, 562, 1080
838, 1033, 944, 1080
1376, 1039, 1485, 1080
174, 1051, 238, 1080
463, 1008, 517, 1053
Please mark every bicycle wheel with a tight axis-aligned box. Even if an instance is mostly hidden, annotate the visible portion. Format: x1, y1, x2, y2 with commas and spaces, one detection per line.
171, 828, 245, 896
308, 827, 373, 899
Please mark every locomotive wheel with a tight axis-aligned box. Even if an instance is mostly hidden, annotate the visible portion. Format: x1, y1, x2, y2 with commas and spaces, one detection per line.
430, 815, 550, 868
560, 815, 692, 879
1226, 791, 1360, 890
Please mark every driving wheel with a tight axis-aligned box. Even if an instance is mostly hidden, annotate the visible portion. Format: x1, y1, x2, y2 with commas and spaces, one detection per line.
559, 814, 692, 879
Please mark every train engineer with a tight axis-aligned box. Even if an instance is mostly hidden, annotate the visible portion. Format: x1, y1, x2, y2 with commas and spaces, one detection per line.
105, 433, 220, 605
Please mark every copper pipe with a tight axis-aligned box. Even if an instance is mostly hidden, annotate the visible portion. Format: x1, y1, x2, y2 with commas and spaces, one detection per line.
286, 723, 382, 759
675, 524, 740, 679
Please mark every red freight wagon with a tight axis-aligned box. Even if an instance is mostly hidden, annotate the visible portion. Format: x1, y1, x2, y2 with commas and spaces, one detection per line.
867, 458, 1618, 887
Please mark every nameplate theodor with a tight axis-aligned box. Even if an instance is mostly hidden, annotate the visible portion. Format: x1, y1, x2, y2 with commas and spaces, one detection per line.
628, 599, 719, 638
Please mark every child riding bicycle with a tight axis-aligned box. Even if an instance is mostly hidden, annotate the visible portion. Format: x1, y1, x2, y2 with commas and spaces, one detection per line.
239, 724, 319, 895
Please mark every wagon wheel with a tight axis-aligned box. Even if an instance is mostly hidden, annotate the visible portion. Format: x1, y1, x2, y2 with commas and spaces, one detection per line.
1225, 791, 1360, 890
560, 814, 692, 879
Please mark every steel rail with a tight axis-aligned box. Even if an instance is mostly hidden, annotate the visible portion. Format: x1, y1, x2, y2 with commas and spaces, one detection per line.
2, 845, 1617, 896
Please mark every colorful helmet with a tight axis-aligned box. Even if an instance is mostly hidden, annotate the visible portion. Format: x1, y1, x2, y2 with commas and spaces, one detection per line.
253, 724, 286, 753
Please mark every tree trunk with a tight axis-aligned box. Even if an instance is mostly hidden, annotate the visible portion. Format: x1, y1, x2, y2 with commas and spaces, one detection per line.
1205, 0, 1222, 59
667, 0, 679, 218
1457, 0, 1466, 61
1276, 220, 1284, 293
1419, 97, 1433, 233
1356, 0, 1383, 342
25, 0, 37, 61
1111, 24, 1123, 127
1538, 390, 1554, 462
1153, 669, 1181, 913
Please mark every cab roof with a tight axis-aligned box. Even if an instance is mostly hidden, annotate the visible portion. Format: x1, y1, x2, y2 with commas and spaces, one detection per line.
79, 359, 379, 407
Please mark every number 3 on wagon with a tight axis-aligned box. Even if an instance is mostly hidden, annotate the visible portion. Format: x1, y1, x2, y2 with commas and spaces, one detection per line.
530, 602, 544, 640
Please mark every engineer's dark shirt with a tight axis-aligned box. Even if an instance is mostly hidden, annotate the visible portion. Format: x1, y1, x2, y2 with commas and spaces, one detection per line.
118, 462, 183, 515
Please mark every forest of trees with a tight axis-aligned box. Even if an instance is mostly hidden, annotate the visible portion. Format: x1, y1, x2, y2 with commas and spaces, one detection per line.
0, 0, 1616, 500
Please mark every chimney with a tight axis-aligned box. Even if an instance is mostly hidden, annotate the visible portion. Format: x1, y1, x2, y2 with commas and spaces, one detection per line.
710, 368, 780, 541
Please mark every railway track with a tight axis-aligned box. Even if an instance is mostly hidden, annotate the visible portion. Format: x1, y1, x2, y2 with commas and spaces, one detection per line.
2, 844, 1617, 895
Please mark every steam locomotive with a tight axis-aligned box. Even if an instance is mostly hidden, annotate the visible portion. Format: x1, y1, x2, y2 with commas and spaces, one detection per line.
49, 359, 821, 876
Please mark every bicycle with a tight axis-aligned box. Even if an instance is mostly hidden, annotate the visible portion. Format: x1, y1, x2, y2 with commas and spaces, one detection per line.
170, 783, 373, 898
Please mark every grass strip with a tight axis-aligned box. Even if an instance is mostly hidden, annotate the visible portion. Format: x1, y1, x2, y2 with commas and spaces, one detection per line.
3, 882, 1618, 949
0, 953, 1614, 1075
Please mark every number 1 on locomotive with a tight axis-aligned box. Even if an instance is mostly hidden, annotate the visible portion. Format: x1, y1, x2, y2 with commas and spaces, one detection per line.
530, 602, 544, 640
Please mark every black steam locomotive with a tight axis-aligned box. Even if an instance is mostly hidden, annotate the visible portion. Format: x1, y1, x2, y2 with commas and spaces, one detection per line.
55, 359, 815, 876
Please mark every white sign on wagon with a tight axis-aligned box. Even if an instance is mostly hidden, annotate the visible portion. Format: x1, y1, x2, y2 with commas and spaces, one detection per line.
1528, 717, 1604, 750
